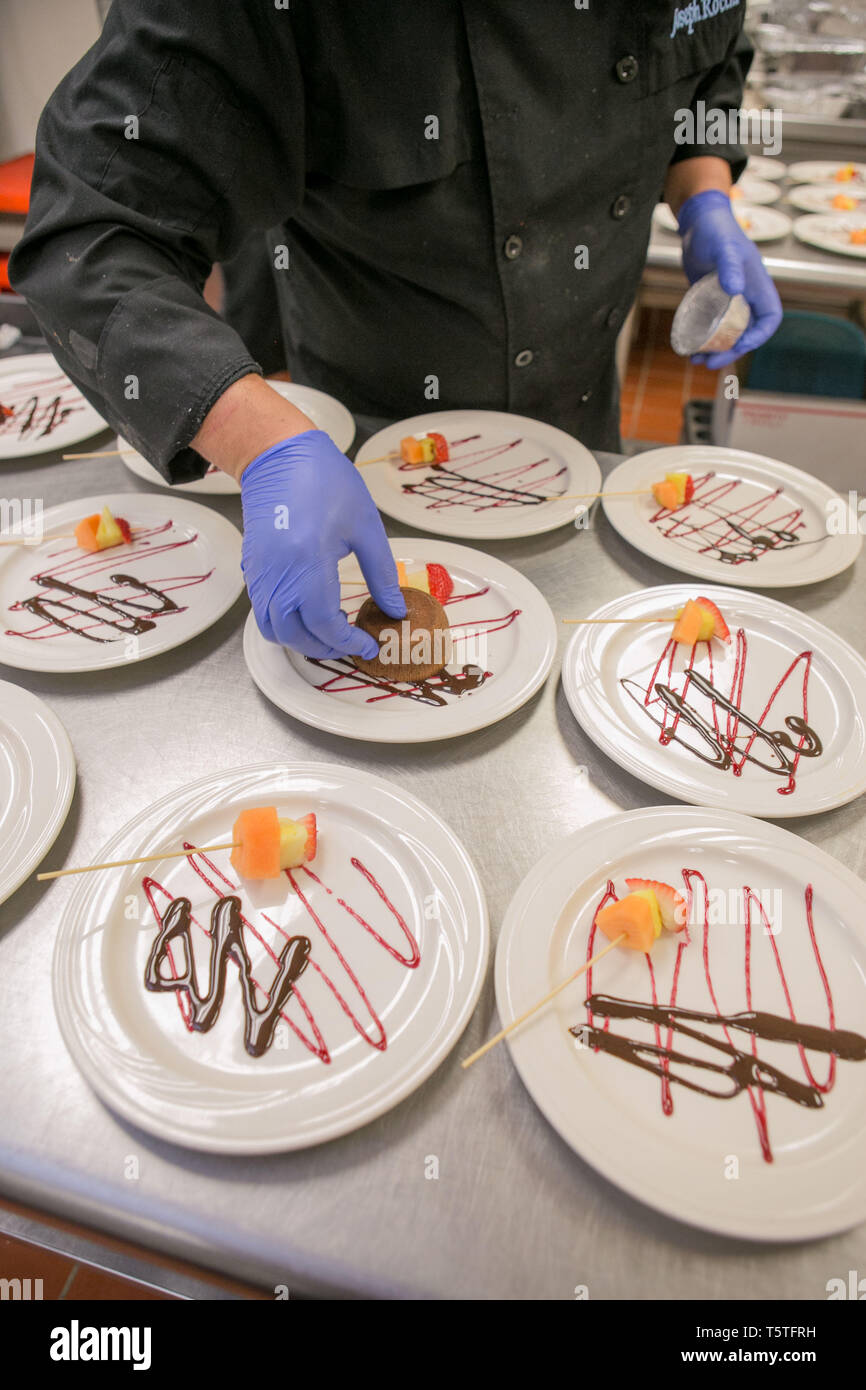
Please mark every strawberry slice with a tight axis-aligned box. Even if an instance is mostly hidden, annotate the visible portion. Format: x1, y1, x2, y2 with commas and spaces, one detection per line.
425, 563, 453, 603
695, 595, 731, 644
299, 812, 317, 863
625, 877, 687, 932
427, 431, 449, 464
682, 474, 695, 503
117, 517, 133, 544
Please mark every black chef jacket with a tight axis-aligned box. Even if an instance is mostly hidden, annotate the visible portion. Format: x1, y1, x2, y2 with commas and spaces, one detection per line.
10, 0, 751, 482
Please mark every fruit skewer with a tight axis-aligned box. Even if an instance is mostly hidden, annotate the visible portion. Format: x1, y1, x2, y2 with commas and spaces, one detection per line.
37, 807, 317, 882
461, 879, 687, 1069
563, 596, 731, 643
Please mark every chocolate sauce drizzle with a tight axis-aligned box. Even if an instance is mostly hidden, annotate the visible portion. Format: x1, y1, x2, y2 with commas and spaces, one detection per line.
307, 586, 520, 705
0, 373, 84, 440
622, 669, 822, 777
622, 629, 822, 794
309, 657, 489, 706
577, 874, 858, 1162
571, 994, 865, 1108
21, 572, 181, 643
6, 520, 211, 644
650, 473, 812, 566
143, 849, 421, 1064
145, 895, 311, 1057
401, 436, 567, 512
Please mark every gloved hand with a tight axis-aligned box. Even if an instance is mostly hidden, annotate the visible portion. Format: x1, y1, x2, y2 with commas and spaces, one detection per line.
677, 188, 783, 368
240, 429, 406, 659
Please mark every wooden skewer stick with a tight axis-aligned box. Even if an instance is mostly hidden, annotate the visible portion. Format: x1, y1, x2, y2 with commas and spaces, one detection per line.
550, 487, 652, 502
461, 933, 626, 1070
356, 452, 399, 467
562, 615, 674, 625
37, 841, 239, 881
61, 448, 127, 460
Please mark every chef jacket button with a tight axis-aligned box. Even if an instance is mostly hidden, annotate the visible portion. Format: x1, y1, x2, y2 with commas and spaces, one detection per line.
514, 349, 534, 367
615, 56, 639, 84
503, 234, 524, 260
606, 307, 624, 330
611, 194, 632, 220
580, 389, 592, 403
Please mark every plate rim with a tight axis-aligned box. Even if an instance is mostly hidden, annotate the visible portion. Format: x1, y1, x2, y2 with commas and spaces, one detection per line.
51, 758, 489, 1154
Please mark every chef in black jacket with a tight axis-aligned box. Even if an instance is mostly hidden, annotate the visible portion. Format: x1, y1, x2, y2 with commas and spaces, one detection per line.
10, 0, 781, 662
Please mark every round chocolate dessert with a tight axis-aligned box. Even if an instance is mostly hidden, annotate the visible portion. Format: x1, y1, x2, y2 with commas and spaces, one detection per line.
352, 585, 451, 682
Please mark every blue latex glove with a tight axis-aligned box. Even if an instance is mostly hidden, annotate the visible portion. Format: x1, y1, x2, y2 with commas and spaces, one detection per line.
240, 429, 406, 659
677, 188, 783, 368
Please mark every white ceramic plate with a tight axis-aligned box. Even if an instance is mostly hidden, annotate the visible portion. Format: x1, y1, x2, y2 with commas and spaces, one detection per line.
602, 446, 861, 588
746, 156, 786, 182
731, 175, 781, 206
561, 583, 866, 818
0, 353, 106, 460
0, 681, 75, 904
244, 538, 557, 742
357, 410, 601, 540
495, 805, 866, 1240
787, 161, 866, 186
793, 211, 866, 260
53, 761, 488, 1153
117, 380, 356, 494
786, 182, 866, 215
730, 204, 792, 242
0, 493, 244, 672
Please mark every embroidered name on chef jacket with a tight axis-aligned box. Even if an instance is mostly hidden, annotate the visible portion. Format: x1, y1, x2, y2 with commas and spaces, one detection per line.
671, 0, 741, 39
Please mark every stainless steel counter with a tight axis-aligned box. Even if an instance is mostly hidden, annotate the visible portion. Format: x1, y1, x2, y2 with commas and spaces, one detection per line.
648, 221, 866, 293
647, 179, 866, 294
1, 439, 864, 1300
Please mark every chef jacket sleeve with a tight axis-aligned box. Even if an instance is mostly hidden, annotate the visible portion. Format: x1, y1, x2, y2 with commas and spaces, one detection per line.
667, 22, 754, 184
9, 1, 304, 482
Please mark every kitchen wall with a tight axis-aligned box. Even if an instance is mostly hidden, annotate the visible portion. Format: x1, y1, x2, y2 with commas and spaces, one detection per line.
0, 0, 104, 161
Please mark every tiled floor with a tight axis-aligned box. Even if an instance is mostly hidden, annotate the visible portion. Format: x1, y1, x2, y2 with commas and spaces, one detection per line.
621, 306, 719, 445
0, 1197, 269, 1301
0, 306, 714, 1302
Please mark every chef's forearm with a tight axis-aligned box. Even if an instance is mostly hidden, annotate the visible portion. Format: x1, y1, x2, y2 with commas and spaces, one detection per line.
191, 376, 316, 481
663, 157, 733, 217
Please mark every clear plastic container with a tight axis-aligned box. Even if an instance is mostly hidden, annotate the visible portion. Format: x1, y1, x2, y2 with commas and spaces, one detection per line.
670, 272, 751, 357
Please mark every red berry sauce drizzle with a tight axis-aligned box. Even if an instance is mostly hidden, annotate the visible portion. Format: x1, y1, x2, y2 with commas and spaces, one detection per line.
0, 369, 87, 441
309, 584, 521, 706
649, 472, 826, 565
5, 521, 213, 644
621, 627, 822, 795
572, 873, 866, 1162
142, 847, 420, 1062
400, 435, 568, 512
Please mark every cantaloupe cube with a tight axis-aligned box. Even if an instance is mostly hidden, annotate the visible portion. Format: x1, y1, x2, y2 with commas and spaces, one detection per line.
74, 514, 101, 552
231, 807, 281, 880
595, 895, 657, 953
672, 599, 704, 645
